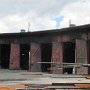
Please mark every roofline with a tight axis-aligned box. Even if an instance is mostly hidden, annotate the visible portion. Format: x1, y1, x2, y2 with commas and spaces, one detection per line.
0, 24, 90, 36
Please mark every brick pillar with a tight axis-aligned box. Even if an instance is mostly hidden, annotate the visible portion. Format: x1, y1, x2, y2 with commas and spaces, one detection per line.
88, 32, 90, 40
10, 43, 20, 69
76, 39, 88, 74
52, 42, 63, 73
0, 44, 1, 68
30, 43, 41, 72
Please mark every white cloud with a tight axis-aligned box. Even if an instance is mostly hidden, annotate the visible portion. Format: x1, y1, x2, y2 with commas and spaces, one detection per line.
0, 14, 28, 33
0, 0, 90, 33
30, 15, 56, 31
0, 12, 56, 33
60, 0, 90, 28
0, 22, 8, 33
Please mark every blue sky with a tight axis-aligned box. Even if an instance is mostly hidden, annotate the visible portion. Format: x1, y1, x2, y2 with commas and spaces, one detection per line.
0, 0, 90, 33
54, 16, 64, 28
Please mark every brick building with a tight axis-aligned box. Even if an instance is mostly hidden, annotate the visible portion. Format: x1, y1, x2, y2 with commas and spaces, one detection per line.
0, 24, 90, 74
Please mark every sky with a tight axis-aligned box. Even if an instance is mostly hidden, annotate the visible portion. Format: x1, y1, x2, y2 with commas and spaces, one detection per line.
0, 0, 90, 33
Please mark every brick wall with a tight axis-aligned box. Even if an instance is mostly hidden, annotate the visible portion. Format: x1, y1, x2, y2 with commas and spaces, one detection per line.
30, 43, 41, 72
10, 43, 20, 69
52, 42, 63, 73
76, 39, 88, 74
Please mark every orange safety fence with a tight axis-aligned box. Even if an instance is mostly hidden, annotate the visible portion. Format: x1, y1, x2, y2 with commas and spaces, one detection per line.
0, 84, 26, 90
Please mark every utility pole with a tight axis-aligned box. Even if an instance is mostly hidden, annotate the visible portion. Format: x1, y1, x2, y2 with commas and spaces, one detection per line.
28, 22, 30, 32
69, 20, 71, 26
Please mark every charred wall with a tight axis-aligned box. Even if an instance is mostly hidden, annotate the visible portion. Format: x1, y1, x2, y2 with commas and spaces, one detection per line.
0, 26, 90, 74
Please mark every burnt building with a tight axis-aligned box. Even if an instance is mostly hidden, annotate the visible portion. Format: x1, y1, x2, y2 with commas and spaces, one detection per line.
0, 24, 90, 74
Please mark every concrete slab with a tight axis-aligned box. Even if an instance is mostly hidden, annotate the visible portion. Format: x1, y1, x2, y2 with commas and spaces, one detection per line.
0, 69, 90, 86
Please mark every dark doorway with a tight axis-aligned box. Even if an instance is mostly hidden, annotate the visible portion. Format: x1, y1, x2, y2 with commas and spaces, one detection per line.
88, 40, 90, 74
20, 44, 30, 70
41, 43, 52, 72
1, 44, 11, 69
63, 42, 75, 74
